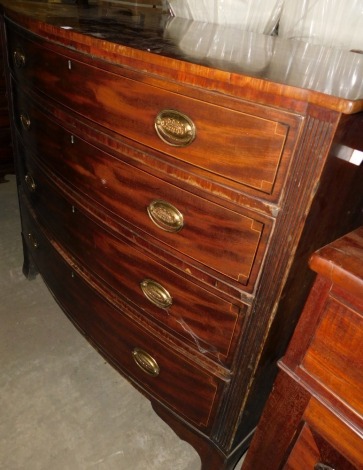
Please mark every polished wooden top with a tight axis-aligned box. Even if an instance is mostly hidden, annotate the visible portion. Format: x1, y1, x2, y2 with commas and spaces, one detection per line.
1, 0, 363, 113
310, 226, 363, 298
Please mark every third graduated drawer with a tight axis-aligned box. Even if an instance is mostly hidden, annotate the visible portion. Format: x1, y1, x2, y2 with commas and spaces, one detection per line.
14, 91, 271, 293
7, 21, 299, 199
21, 155, 247, 366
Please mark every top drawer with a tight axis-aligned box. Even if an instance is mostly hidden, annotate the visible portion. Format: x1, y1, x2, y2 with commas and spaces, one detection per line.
7, 24, 295, 197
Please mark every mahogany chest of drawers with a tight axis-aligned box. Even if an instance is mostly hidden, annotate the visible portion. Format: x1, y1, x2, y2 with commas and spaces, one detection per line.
1, 2, 362, 469
242, 227, 363, 469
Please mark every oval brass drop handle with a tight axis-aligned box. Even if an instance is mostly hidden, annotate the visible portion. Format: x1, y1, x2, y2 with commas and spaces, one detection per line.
132, 348, 160, 377
314, 463, 336, 470
140, 279, 173, 309
20, 113, 31, 131
13, 49, 26, 68
155, 109, 196, 147
28, 233, 39, 250
25, 174, 37, 192
147, 199, 184, 233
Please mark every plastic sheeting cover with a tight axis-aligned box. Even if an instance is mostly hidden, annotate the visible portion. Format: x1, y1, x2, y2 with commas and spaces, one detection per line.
167, 0, 284, 34
164, 16, 363, 99
279, 0, 363, 51
168, 0, 363, 52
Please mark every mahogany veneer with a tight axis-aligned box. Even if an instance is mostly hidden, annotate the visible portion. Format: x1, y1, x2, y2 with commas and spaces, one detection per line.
1, 2, 362, 468
242, 227, 363, 470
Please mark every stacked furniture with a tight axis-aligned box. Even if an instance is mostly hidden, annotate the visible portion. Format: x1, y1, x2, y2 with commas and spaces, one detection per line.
1, 2, 362, 468
242, 227, 363, 469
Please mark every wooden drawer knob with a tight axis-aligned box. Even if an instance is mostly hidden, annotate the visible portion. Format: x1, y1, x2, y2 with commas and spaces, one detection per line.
147, 199, 184, 233
13, 49, 26, 68
132, 348, 160, 377
25, 173, 37, 192
155, 109, 196, 147
140, 279, 173, 309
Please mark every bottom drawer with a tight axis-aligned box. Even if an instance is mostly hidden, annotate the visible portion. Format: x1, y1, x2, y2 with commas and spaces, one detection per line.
20, 198, 223, 430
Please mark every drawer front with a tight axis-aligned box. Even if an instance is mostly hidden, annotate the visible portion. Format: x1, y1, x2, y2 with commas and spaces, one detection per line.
22, 159, 244, 363
301, 293, 363, 417
8, 25, 291, 196
284, 422, 357, 470
20, 200, 222, 429
15, 92, 267, 289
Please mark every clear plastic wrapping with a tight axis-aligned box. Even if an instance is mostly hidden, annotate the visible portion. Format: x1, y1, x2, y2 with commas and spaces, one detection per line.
165, 17, 274, 73
164, 17, 363, 99
167, 0, 363, 52
269, 38, 363, 97
167, 0, 284, 34
164, 0, 363, 98
277, 0, 363, 51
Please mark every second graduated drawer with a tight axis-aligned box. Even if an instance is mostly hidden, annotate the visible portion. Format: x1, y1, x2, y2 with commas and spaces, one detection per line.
15, 94, 269, 290
8, 23, 295, 197
22, 160, 246, 365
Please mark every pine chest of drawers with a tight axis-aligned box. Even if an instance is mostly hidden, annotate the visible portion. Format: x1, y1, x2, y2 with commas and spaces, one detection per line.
1, 2, 363, 469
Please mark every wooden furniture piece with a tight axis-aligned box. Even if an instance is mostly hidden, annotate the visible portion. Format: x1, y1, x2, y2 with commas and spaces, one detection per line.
242, 226, 363, 470
0, 17, 12, 182
1, 2, 362, 468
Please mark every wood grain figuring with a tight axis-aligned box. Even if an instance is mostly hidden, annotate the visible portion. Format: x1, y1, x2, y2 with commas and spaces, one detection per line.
16, 108, 266, 287
19, 197, 223, 429
302, 297, 363, 416
285, 423, 357, 470
243, 227, 363, 470
241, 372, 312, 470
2, 3, 363, 469
23, 156, 245, 365
304, 398, 363, 469
7, 25, 290, 196
211, 112, 339, 450
309, 229, 363, 298
4, 3, 363, 114
13, 83, 273, 294
285, 424, 327, 470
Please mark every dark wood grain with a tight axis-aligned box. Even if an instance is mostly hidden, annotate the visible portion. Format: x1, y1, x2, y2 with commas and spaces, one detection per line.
243, 227, 363, 469
2, 2, 363, 469
22, 154, 246, 366
0, 17, 12, 181
7, 24, 293, 197
13, 87, 268, 289
2, 1, 363, 112
19, 197, 225, 430
285, 419, 357, 470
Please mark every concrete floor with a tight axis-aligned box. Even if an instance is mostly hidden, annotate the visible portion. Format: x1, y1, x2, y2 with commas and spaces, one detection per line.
0, 175, 245, 470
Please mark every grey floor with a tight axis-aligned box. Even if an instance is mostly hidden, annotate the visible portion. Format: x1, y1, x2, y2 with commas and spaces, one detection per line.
1, 175, 245, 470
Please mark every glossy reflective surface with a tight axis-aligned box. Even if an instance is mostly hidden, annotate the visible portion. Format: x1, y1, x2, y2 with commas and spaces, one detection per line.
2, 1, 363, 104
